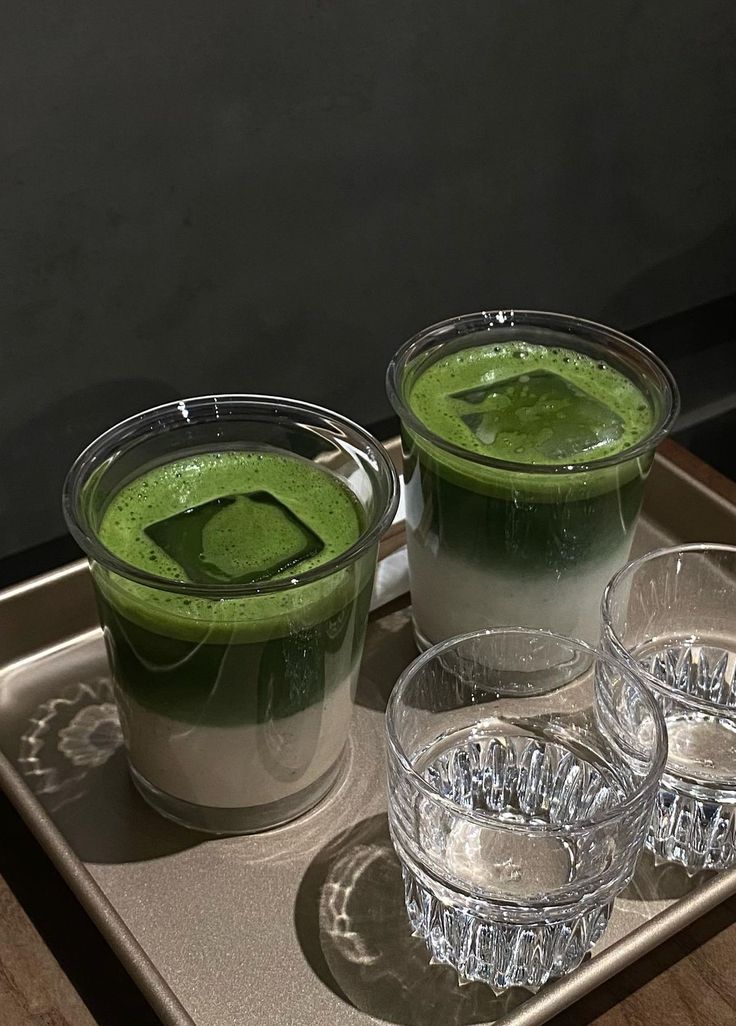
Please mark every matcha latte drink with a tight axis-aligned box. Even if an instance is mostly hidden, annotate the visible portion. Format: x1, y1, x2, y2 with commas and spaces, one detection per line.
64, 397, 398, 833
387, 312, 678, 649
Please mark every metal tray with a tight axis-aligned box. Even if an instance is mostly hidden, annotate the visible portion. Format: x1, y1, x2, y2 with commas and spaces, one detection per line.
1, 444, 736, 1026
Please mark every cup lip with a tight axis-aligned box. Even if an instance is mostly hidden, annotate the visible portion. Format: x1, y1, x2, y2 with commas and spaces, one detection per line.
62, 394, 400, 597
602, 542, 736, 719
385, 626, 667, 836
386, 309, 680, 475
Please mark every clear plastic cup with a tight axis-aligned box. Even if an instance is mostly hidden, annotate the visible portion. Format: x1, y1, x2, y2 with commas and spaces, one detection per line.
386, 310, 679, 650
63, 395, 398, 834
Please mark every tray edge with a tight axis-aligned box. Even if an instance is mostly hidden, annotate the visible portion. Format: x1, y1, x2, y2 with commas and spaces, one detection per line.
494, 861, 736, 1026
0, 746, 195, 1026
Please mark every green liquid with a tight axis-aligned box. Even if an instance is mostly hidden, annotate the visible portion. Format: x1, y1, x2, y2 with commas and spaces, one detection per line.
403, 341, 656, 645
94, 450, 370, 728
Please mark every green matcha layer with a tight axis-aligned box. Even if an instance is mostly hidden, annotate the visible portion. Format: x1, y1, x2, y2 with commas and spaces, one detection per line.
402, 438, 646, 570
406, 341, 654, 501
96, 450, 365, 643
97, 581, 372, 725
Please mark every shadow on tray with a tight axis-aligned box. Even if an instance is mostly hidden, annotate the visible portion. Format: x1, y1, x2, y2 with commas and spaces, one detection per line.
357, 606, 418, 712
621, 848, 709, 903
294, 813, 530, 1026
14, 677, 202, 863
294, 812, 716, 1026
40, 749, 203, 863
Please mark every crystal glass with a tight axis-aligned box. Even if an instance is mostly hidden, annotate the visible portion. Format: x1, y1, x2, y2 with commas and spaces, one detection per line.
602, 543, 736, 873
386, 311, 679, 650
63, 396, 398, 834
385, 628, 666, 992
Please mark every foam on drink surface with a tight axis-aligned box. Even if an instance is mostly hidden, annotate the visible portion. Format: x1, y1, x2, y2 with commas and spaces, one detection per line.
96, 449, 364, 642
409, 341, 653, 465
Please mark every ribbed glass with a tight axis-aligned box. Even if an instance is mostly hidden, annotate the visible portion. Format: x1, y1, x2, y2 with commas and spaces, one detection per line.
385, 628, 666, 991
602, 543, 736, 873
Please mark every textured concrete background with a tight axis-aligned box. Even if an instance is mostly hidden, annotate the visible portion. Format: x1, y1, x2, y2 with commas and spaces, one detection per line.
2, 0, 736, 557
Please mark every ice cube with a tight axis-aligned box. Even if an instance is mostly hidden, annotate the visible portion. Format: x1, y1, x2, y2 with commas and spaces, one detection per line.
451, 370, 624, 460
144, 492, 324, 584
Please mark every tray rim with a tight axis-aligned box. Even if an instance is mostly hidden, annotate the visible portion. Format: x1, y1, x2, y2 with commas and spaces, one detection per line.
0, 737, 195, 1026
1, 438, 736, 1026
658, 438, 736, 508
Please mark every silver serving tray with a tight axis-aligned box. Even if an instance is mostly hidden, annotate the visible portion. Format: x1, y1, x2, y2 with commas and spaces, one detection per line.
1, 447, 735, 1026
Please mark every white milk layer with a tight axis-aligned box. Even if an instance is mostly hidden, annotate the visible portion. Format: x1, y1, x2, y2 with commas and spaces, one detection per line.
119, 674, 356, 808
407, 529, 632, 648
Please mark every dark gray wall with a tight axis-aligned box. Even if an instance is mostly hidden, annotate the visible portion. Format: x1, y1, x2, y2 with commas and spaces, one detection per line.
3, 0, 736, 558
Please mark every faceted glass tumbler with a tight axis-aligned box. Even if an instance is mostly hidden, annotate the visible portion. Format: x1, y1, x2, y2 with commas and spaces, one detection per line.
385, 629, 666, 992
602, 543, 736, 873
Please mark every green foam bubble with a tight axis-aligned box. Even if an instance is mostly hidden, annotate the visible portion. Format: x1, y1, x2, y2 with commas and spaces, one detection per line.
96, 450, 365, 641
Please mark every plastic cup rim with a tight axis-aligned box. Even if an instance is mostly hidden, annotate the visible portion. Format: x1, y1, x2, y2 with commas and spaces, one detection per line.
62, 393, 400, 597
385, 308, 680, 476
